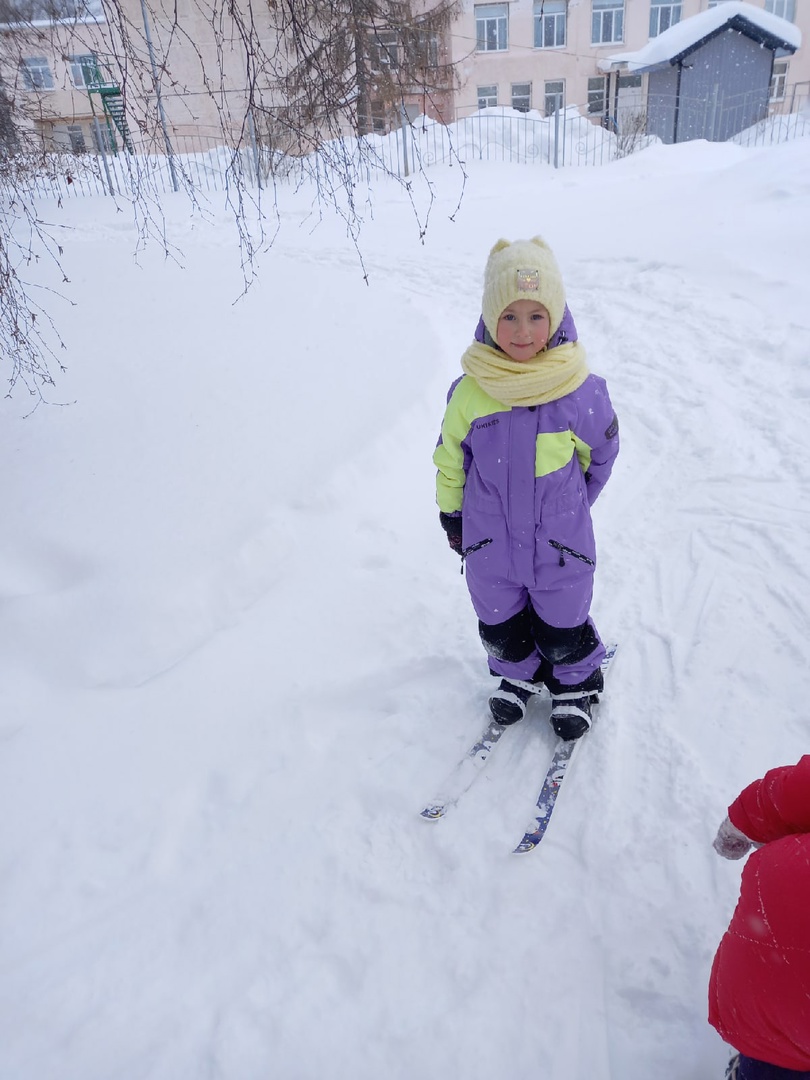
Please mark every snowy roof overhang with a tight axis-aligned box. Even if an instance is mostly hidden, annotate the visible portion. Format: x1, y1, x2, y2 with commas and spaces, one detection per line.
598, 0, 801, 73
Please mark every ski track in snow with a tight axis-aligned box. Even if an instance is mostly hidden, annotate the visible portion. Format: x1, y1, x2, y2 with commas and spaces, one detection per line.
2, 143, 810, 1080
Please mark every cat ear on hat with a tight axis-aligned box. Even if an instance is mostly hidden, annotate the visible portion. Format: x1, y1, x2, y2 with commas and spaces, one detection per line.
489, 238, 512, 257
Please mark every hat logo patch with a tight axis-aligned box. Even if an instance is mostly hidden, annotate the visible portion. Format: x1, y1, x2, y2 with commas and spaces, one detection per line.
516, 269, 539, 292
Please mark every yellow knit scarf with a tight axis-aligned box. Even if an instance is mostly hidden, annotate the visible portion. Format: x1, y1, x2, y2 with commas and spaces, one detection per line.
461, 340, 589, 407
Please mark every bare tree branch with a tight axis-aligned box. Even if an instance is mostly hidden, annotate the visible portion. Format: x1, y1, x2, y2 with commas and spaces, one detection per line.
0, 0, 462, 397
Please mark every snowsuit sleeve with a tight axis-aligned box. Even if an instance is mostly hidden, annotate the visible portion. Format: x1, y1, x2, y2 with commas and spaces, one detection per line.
573, 377, 619, 506
433, 377, 475, 516
728, 755, 810, 844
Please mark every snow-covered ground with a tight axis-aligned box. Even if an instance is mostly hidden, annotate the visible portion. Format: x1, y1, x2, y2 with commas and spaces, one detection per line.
2, 134, 809, 1080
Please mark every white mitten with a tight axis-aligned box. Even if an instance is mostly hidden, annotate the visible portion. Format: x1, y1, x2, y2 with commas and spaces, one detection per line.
713, 817, 753, 860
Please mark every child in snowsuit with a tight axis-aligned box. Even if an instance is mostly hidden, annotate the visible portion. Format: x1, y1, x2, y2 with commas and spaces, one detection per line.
434, 237, 619, 739
710, 755, 810, 1080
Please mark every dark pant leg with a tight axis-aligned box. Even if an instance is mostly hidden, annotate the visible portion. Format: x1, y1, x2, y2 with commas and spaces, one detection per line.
738, 1056, 810, 1080
529, 611, 604, 694
478, 606, 543, 683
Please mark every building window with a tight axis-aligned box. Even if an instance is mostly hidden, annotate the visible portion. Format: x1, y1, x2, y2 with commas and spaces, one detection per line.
511, 82, 532, 112
2, 0, 102, 23
67, 123, 87, 152
415, 30, 440, 68
587, 75, 607, 114
477, 84, 498, 108
650, 0, 681, 36
770, 59, 788, 100
92, 121, 117, 152
368, 30, 399, 71
20, 56, 54, 90
618, 72, 643, 93
68, 53, 100, 88
475, 3, 508, 51
544, 79, 565, 116
534, 1, 566, 48
369, 100, 387, 131
592, 0, 624, 44
765, 0, 795, 20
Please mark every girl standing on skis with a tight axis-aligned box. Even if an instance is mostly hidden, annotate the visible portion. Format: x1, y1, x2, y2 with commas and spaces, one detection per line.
434, 236, 619, 738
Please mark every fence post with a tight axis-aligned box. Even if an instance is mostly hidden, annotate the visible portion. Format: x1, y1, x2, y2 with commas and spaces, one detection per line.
93, 117, 116, 196
709, 83, 720, 141
400, 104, 410, 177
247, 110, 262, 190
139, 0, 179, 192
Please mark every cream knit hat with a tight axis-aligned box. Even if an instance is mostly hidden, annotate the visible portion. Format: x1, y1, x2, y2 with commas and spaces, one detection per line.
481, 236, 566, 342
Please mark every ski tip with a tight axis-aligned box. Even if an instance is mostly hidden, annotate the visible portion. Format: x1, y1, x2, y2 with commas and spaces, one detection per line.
420, 805, 447, 821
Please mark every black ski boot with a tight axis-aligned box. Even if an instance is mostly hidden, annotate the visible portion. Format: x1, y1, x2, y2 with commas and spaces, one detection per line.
549, 691, 594, 740
489, 679, 535, 725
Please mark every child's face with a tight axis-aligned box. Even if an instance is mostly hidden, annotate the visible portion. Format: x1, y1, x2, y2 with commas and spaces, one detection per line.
496, 300, 551, 362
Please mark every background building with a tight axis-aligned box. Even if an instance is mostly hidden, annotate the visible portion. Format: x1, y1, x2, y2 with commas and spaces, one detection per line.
448, 0, 807, 128
1, 0, 806, 155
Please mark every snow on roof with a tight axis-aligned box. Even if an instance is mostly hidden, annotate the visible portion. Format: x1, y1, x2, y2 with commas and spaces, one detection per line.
598, 1, 801, 72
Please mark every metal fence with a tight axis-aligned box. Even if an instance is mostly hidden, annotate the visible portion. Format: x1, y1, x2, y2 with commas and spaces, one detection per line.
21, 91, 810, 203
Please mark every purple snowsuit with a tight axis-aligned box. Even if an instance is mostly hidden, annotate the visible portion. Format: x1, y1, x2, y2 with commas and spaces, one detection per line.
435, 310, 619, 692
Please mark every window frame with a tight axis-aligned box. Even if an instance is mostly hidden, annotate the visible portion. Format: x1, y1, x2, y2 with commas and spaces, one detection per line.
544, 79, 565, 116
66, 123, 87, 153
417, 30, 440, 69
587, 75, 608, 115
770, 59, 788, 101
20, 56, 55, 90
649, 0, 682, 37
764, 0, 795, 21
368, 30, 399, 72
591, 0, 624, 45
511, 81, 532, 112
68, 53, 100, 88
477, 84, 498, 109
1, 0, 103, 26
618, 73, 643, 92
92, 120, 117, 152
475, 3, 509, 52
533, 1, 566, 48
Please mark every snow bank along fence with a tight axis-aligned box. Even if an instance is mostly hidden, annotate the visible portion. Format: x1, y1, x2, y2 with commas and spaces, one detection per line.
24, 89, 810, 202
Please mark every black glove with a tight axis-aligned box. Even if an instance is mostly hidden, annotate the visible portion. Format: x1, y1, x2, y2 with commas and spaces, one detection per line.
439, 512, 463, 555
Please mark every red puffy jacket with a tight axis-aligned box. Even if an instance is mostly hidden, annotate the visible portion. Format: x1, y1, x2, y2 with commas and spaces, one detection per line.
708, 755, 810, 1070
